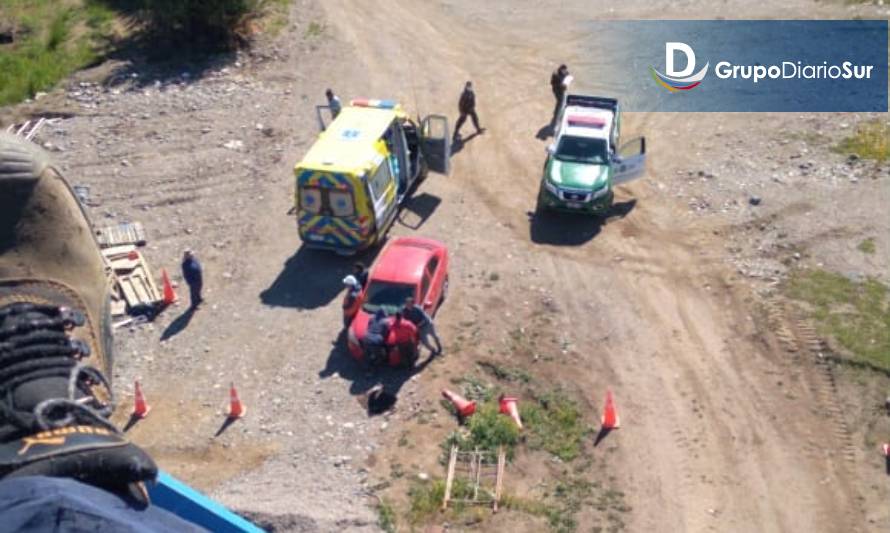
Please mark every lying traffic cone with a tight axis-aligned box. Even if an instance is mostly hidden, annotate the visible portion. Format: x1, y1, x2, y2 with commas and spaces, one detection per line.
161, 268, 177, 306
227, 382, 246, 419
499, 395, 523, 430
132, 380, 151, 419
601, 389, 620, 430
442, 388, 476, 418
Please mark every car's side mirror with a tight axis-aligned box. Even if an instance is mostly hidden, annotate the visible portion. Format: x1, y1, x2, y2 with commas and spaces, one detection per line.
546, 143, 556, 154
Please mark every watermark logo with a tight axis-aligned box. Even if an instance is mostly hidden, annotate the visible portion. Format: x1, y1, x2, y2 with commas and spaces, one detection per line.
650, 42, 709, 92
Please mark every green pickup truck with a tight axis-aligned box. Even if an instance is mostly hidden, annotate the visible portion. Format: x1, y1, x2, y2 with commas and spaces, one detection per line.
536, 95, 647, 215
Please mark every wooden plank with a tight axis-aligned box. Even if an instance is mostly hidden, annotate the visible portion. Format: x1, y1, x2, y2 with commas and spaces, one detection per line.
97, 222, 147, 248
119, 276, 139, 307
473, 449, 481, 502
110, 257, 139, 272
493, 447, 506, 512
113, 248, 161, 310
442, 445, 458, 510
102, 244, 137, 260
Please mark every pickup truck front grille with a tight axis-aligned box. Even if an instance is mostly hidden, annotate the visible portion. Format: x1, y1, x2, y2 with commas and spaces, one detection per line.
558, 188, 591, 203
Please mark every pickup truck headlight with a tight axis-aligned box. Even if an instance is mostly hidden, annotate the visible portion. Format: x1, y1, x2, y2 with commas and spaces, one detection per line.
592, 185, 609, 199
544, 180, 559, 195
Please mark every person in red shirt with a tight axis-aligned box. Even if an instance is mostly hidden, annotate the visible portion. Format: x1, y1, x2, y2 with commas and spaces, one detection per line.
386, 312, 418, 367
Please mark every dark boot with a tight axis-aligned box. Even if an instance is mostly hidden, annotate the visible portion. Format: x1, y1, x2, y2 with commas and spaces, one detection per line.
0, 133, 157, 504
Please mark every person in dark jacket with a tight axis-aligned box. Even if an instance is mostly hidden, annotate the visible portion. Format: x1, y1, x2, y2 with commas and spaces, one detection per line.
181, 250, 203, 309
326, 88, 342, 119
403, 296, 442, 356
364, 309, 389, 365
550, 64, 570, 120
453, 81, 483, 142
353, 262, 369, 290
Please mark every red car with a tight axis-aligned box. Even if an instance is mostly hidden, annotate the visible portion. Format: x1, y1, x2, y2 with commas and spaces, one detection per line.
347, 236, 450, 366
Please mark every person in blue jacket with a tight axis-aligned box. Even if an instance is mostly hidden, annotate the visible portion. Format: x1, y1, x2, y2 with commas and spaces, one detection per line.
181, 250, 203, 309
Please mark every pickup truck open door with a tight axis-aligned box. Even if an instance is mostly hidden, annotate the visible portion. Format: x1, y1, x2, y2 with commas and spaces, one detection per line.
612, 137, 646, 186
315, 105, 334, 131
420, 115, 451, 175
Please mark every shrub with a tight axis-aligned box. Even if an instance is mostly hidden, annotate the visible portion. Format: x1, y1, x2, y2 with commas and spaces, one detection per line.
834, 120, 889, 163
129, 0, 271, 49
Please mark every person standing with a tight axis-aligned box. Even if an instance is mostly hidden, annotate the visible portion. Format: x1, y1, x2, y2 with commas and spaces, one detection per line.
181, 250, 203, 309
342, 275, 363, 328
550, 64, 570, 120
364, 309, 389, 365
326, 89, 342, 119
353, 262, 369, 290
386, 312, 419, 366
453, 81, 484, 142
403, 296, 442, 356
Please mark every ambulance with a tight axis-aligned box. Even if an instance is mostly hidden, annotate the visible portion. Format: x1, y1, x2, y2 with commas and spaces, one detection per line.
294, 99, 450, 254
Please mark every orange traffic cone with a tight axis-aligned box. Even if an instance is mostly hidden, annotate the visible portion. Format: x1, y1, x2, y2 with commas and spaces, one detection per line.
601, 390, 620, 430
227, 382, 246, 419
132, 380, 151, 418
161, 268, 177, 306
499, 395, 523, 429
442, 389, 476, 418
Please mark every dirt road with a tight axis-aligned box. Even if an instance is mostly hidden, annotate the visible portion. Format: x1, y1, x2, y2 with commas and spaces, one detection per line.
12, 0, 886, 530
317, 0, 876, 531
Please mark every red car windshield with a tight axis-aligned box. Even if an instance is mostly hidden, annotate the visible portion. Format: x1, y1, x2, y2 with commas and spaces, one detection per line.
362, 281, 416, 314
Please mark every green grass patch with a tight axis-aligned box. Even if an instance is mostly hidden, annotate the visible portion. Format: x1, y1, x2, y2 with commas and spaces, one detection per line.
448, 374, 495, 402
523, 391, 590, 462
833, 120, 889, 163
0, 0, 119, 106
407, 477, 485, 526
858, 237, 876, 255
477, 360, 533, 384
502, 477, 615, 533
376, 499, 397, 533
304, 20, 326, 38
253, 0, 291, 36
786, 269, 890, 370
442, 402, 521, 460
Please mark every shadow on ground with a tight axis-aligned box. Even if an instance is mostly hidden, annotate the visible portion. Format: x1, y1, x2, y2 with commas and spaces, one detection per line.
260, 245, 382, 309
160, 306, 195, 341
77, 2, 248, 90
451, 131, 481, 155
529, 199, 636, 246
535, 123, 555, 140
397, 192, 442, 230
319, 329, 437, 414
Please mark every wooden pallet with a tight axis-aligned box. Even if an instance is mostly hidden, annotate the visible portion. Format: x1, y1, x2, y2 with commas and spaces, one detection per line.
442, 446, 506, 512
96, 222, 147, 248
102, 245, 161, 315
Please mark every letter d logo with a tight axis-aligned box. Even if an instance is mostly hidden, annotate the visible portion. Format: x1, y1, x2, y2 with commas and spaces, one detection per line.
666, 42, 696, 77
651, 42, 709, 92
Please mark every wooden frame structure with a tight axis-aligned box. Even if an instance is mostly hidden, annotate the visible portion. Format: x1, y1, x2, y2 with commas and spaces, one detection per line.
442, 446, 506, 512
